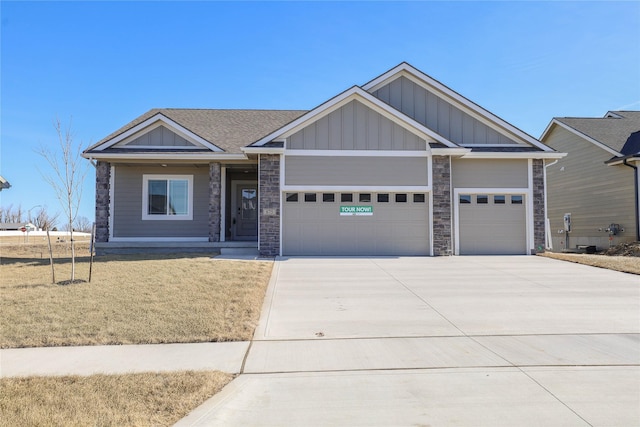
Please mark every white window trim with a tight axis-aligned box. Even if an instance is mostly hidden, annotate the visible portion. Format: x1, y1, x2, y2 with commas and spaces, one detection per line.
142, 174, 194, 221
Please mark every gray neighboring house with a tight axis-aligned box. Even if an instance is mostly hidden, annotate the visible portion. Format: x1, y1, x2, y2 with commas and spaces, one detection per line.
541, 111, 640, 251
83, 63, 564, 256
0, 175, 10, 191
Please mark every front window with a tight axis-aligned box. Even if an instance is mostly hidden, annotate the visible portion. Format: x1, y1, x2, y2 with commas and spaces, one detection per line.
143, 175, 193, 220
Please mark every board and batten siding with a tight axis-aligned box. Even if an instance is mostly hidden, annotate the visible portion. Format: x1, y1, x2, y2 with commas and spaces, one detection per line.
285, 156, 428, 186
115, 125, 196, 147
451, 159, 528, 188
545, 126, 636, 249
112, 165, 209, 238
372, 76, 517, 146
287, 100, 426, 150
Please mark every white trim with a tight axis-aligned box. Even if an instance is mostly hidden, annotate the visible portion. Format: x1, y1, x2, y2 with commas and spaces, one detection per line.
606, 156, 640, 166
250, 87, 459, 148
242, 147, 284, 155
362, 64, 553, 152
220, 166, 226, 242
460, 152, 566, 160
461, 144, 527, 148
540, 119, 622, 157
453, 187, 531, 255
142, 174, 194, 221
109, 165, 115, 241
110, 237, 208, 242
93, 114, 223, 152
431, 147, 471, 156
428, 156, 434, 256
284, 149, 430, 157
527, 159, 535, 253
83, 153, 247, 161
282, 185, 431, 192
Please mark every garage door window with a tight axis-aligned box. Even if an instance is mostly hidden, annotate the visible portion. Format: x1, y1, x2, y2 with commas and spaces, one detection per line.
395, 194, 407, 203
377, 193, 389, 202
286, 193, 298, 202
511, 195, 523, 204
413, 194, 425, 203
359, 193, 371, 203
341, 193, 353, 202
304, 193, 317, 202
323, 193, 335, 202
460, 195, 471, 204
477, 195, 488, 204
494, 195, 505, 204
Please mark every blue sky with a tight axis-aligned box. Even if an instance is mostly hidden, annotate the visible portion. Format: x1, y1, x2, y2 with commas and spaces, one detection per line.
1, 1, 639, 224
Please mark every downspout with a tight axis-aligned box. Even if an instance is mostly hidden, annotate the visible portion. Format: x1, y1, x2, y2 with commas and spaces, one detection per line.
623, 159, 640, 241
543, 159, 559, 250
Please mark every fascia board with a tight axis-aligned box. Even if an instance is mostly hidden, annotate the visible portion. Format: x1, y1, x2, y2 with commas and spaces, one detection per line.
82, 152, 247, 161
542, 119, 622, 157
461, 152, 567, 160
430, 148, 471, 156
606, 156, 640, 166
92, 114, 224, 153
250, 86, 459, 148
242, 146, 284, 155
363, 63, 552, 152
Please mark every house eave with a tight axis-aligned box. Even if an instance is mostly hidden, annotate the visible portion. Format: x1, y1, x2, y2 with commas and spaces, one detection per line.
605, 155, 640, 166
461, 152, 567, 160
541, 119, 623, 157
82, 152, 248, 162
242, 146, 285, 155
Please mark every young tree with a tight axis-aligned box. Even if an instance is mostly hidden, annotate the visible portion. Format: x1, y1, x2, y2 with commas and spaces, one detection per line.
37, 118, 89, 283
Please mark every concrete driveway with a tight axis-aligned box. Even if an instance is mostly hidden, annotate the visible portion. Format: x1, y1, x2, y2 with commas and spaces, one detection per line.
177, 256, 640, 426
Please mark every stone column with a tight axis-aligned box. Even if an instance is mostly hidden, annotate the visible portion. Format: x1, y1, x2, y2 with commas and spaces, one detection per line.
532, 159, 545, 253
259, 154, 280, 256
432, 156, 452, 256
208, 163, 221, 242
95, 161, 110, 243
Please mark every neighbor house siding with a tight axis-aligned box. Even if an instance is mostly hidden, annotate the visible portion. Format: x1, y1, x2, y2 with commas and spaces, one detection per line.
451, 159, 528, 188
371, 76, 518, 146
545, 126, 636, 249
287, 100, 425, 150
112, 165, 209, 238
285, 156, 428, 187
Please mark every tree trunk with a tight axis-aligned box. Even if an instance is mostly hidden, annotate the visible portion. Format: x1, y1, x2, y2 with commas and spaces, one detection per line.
46, 229, 56, 284
69, 220, 75, 283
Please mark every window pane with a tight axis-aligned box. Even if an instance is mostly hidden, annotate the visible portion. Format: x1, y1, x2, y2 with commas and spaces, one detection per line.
359, 193, 371, 203
494, 195, 506, 204
413, 194, 425, 203
477, 195, 488, 204
323, 193, 335, 202
377, 193, 389, 203
241, 188, 257, 220
395, 193, 407, 203
511, 195, 523, 204
341, 193, 353, 202
286, 193, 298, 202
148, 180, 167, 214
459, 195, 471, 204
169, 180, 189, 215
304, 193, 316, 202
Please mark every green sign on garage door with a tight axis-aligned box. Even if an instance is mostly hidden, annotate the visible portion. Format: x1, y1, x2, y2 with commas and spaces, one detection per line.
340, 206, 373, 216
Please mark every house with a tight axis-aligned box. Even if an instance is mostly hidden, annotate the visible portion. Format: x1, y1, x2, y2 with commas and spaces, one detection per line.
0, 175, 10, 191
82, 63, 564, 256
541, 111, 640, 251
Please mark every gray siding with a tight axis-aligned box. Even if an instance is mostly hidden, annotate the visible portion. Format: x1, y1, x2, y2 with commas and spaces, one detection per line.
451, 159, 528, 188
285, 156, 428, 186
112, 165, 209, 238
120, 125, 195, 147
288, 100, 426, 150
545, 126, 636, 250
372, 76, 518, 146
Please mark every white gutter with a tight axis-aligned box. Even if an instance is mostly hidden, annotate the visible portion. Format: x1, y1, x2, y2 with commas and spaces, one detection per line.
461, 152, 566, 160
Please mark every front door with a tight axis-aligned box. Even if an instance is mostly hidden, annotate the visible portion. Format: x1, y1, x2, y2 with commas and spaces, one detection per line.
231, 181, 258, 240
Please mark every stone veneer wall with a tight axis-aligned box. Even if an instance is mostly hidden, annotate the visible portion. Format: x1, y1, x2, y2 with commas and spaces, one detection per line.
95, 161, 110, 242
532, 159, 545, 253
208, 163, 221, 242
432, 156, 452, 256
259, 154, 280, 256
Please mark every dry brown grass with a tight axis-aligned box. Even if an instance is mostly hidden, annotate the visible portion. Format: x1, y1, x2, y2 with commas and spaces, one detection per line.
0, 371, 232, 427
0, 242, 273, 348
539, 252, 640, 275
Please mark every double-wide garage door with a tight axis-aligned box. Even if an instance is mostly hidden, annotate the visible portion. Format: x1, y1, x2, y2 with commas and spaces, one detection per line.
283, 192, 430, 256
458, 193, 527, 255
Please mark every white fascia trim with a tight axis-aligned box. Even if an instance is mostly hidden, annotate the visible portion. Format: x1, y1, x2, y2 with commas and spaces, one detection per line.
454, 187, 531, 194
363, 64, 552, 152
607, 156, 640, 166
461, 152, 566, 160
430, 148, 471, 156
540, 120, 622, 157
110, 237, 209, 242
284, 149, 430, 157
85, 153, 248, 161
282, 185, 431, 192
251, 86, 458, 148
94, 114, 224, 152
242, 147, 284, 155
462, 144, 527, 147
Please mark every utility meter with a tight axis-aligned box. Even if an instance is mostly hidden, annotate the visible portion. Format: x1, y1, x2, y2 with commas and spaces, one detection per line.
563, 213, 571, 232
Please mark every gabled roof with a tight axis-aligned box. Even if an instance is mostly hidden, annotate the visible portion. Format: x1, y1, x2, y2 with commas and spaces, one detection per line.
84, 109, 306, 156
0, 175, 10, 191
541, 111, 640, 157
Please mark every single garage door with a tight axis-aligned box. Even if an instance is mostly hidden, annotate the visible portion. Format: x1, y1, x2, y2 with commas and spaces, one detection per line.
283, 192, 430, 256
458, 193, 526, 255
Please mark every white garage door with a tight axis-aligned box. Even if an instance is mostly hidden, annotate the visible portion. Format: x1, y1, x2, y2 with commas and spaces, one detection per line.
283, 192, 430, 256
458, 193, 527, 255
